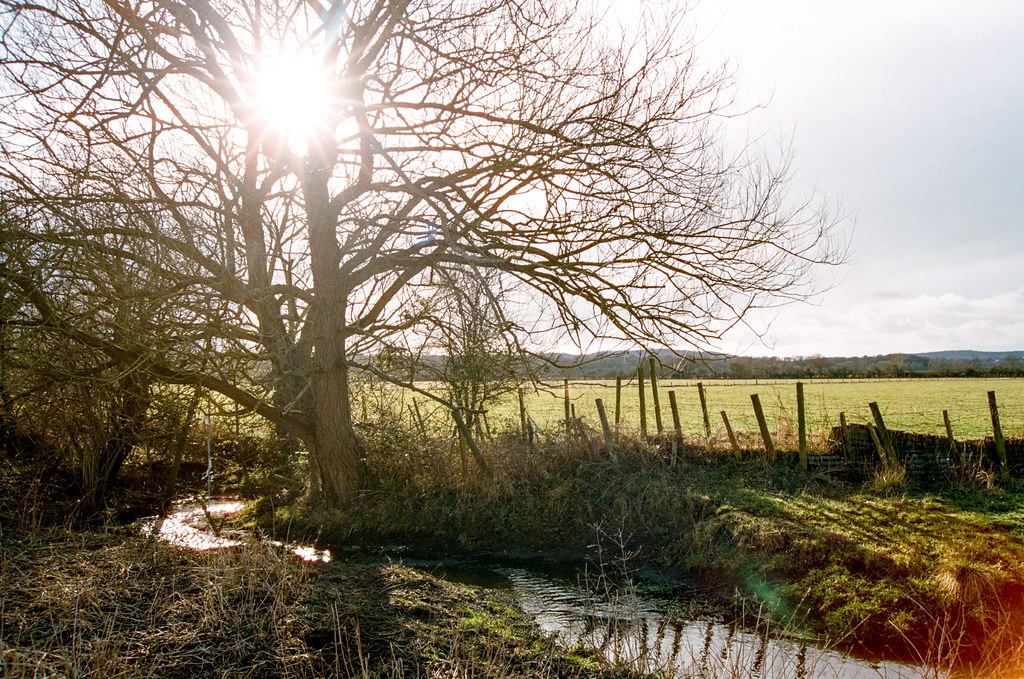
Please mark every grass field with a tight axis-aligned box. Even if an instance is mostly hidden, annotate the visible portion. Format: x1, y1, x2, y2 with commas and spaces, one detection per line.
491, 377, 1024, 445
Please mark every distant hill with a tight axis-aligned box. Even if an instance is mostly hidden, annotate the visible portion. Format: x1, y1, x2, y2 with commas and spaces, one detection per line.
914, 350, 1024, 363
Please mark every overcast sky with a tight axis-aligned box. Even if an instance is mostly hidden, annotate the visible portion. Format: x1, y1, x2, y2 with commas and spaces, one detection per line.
682, 0, 1024, 357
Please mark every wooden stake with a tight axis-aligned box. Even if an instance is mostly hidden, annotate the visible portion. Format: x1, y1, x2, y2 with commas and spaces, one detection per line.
649, 357, 663, 433
988, 391, 1008, 480
668, 390, 683, 447
614, 376, 622, 427
721, 410, 742, 459
409, 402, 427, 439
457, 429, 468, 476
475, 410, 486, 440
596, 398, 615, 457
563, 379, 571, 437
750, 394, 775, 458
867, 425, 887, 462
452, 408, 493, 478
796, 382, 807, 470
942, 409, 961, 464
519, 388, 528, 440
638, 363, 647, 434
482, 412, 492, 440
868, 402, 896, 464
697, 382, 711, 440
838, 412, 849, 454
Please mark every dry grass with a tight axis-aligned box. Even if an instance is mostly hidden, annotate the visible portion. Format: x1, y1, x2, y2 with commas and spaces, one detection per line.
2, 529, 331, 678
933, 558, 1007, 608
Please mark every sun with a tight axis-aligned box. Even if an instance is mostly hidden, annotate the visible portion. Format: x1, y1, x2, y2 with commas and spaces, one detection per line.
250, 51, 335, 145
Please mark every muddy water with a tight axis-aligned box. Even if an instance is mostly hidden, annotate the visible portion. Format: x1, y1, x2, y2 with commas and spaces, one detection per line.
144, 500, 927, 678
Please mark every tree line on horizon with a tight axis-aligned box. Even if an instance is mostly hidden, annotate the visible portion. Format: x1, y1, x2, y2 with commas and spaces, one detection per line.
535, 350, 1024, 380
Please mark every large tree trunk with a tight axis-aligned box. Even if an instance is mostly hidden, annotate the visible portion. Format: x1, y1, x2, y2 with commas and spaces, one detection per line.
309, 335, 362, 506
303, 136, 362, 506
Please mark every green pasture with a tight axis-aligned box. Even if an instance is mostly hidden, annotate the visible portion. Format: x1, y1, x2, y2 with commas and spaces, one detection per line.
496, 378, 1024, 445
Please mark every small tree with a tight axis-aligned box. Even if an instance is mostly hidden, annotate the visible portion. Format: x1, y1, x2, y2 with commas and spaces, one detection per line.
420, 267, 525, 434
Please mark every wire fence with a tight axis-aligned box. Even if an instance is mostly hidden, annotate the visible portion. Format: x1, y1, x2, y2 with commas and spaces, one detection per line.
515, 377, 1024, 445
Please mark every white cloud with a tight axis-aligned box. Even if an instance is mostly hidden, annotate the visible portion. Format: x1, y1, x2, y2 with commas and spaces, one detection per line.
726, 289, 1024, 357
691, 0, 1024, 358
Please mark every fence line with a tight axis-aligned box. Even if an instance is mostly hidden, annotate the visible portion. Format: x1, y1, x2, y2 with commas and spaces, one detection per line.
521, 377, 1024, 443
496, 378, 1024, 478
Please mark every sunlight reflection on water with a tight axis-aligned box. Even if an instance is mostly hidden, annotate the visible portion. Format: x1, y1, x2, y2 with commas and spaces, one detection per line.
426, 560, 929, 679
137, 498, 330, 563
503, 567, 927, 679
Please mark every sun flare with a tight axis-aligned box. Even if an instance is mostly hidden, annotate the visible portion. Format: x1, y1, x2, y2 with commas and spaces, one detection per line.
251, 51, 335, 143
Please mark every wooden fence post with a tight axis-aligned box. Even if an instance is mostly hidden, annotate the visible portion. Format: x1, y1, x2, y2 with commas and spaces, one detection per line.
867, 425, 888, 463
596, 398, 615, 457
750, 394, 775, 458
563, 379, 571, 438
649, 357, 664, 433
868, 402, 896, 464
519, 389, 528, 440
668, 391, 683, 447
797, 382, 807, 470
638, 363, 647, 434
838, 412, 849, 454
410, 399, 427, 439
615, 376, 623, 427
409, 405, 424, 438
988, 391, 1008, 480
942, 409, 960, 464
481, 412, 492, 440
457, 425, 468, 475
697, 382, 712, 440
452, 408, 493, 478
721, 410, 742, 459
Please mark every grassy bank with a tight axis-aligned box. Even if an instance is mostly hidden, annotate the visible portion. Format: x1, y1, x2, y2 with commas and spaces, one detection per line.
1, 524, 618, 678
267, 425, 1024, 670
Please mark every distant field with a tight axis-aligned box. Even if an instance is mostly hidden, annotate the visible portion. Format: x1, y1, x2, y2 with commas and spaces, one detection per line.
489, 378, 1024, 444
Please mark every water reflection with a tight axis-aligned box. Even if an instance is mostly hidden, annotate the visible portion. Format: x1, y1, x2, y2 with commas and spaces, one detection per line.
137, 498, 331, 563
461, 565, 926, 679
137, 499, 245, 551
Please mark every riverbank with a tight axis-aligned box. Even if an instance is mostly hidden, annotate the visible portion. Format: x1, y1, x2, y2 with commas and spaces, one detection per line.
0, 524, 618, 678
263, 430, 1024, 671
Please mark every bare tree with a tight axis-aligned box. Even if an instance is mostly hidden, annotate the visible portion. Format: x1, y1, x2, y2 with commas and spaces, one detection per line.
1, 200, 157, 514
0, 0, 842, 507
417, 266, 525, 435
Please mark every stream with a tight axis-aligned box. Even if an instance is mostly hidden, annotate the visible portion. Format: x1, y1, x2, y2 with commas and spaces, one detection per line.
142, 499, 931, 678
413, 558, 926, 679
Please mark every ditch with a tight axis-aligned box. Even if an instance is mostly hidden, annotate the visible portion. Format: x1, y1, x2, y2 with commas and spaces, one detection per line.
145, 498, 934, 678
